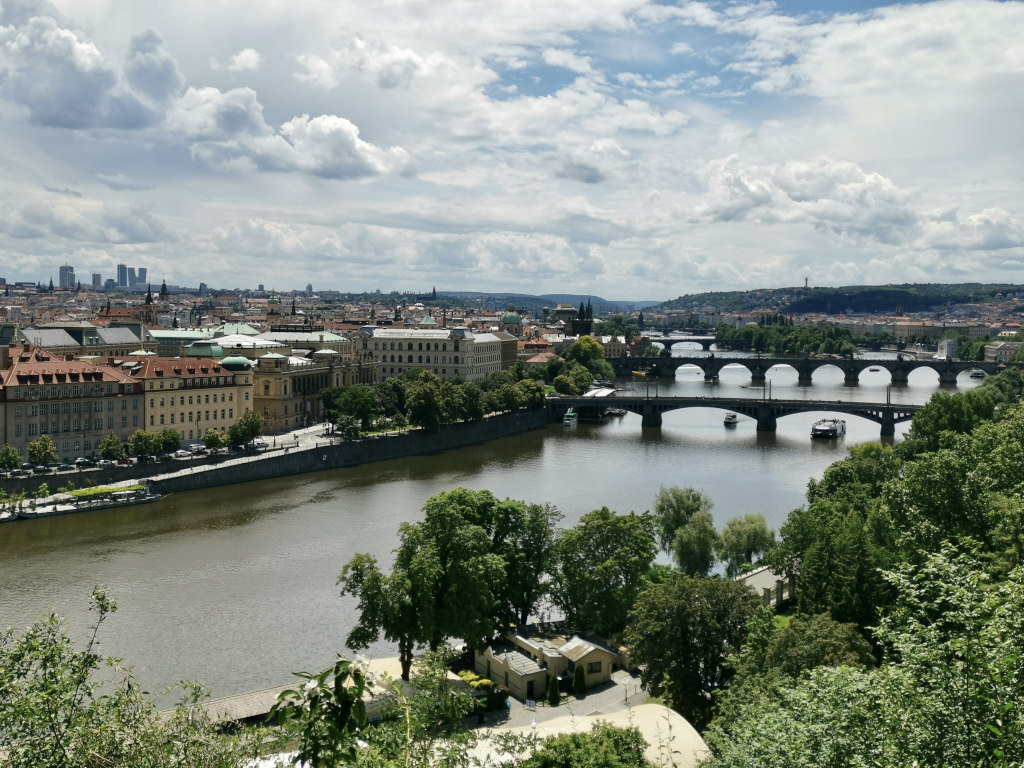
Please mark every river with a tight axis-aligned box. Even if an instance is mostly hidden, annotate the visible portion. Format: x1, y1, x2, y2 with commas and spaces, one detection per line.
0, 355, 979, 699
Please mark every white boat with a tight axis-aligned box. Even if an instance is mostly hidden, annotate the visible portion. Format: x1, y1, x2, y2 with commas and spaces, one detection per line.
970, 369, 986, 379
562, 409, 579, 425
811, 418, 846, 439
723, 412, 738, 426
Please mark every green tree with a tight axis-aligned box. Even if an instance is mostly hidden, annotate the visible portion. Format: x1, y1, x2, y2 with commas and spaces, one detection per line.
671, 509, 720, 577
546, 673, 560, 707
717, 514, 775, 577
517, 723, 652, 768
97, 432, 126, 461
27, 434, 58, 466
551, 508, 657, 637
227, 411, 264, 446
552, 373, 580, 396
338, 553, 425, 682
128, 429, 159, 457
652, 486, 714, 552
334, 384, 377, 431
573, 664, 586, 697
563, 336, 615, 380
625, 573, 759, 730
157, 427, 181, 453
0, 442, 22, 470
0, 589, 263, 768
406, 377, 443, 432
202, 428, 228, 452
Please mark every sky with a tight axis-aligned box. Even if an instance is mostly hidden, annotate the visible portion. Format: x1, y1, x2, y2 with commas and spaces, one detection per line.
1, 0, 1023, 300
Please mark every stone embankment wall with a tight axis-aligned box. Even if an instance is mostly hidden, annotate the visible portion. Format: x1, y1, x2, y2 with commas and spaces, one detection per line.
152, 409, 549, 495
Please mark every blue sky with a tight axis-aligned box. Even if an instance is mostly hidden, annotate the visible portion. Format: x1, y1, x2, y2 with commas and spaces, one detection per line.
0, 0, 1022, 299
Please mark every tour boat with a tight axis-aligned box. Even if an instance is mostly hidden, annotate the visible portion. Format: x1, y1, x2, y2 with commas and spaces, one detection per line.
723, 412, 738, 426
811, 418, 846, 439
562, 409, 579, 425
970, 369, 986, 379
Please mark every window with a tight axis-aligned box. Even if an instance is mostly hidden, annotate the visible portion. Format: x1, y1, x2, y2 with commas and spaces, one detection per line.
263, 384, 270, 395
122, 417, 127, 428
587, 661, 601, 674
14, 424, 20, 437
132, 415, 138, 427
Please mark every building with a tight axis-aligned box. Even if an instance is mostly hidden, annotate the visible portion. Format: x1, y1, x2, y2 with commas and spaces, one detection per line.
358, 327, 505, 383
252, 351, 354, 433
0, 345, 143, 460
117, 264, 128, 288
985, 341, 1023, 363
92, 273, 102, 290
115, 356, 253, 443
58, 265, 75, 290
475, 628, 620, 702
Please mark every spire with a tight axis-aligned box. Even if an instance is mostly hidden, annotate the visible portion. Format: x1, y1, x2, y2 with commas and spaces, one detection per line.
145, 283, 153, 304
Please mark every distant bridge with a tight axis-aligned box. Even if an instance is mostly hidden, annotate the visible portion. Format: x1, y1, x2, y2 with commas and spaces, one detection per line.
640, 333, 717, 351
610, 354, 1003, 386
548, 394, 922, 436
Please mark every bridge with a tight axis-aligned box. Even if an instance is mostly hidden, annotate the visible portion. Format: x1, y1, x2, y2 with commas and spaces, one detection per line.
640, 333, 717, 351
610, 354, 1003, 386
548, 394, 922, 436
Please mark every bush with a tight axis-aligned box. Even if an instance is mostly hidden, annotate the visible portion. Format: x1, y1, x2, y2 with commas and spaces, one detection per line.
573, 665, 586, 697
547, 674, 560, 706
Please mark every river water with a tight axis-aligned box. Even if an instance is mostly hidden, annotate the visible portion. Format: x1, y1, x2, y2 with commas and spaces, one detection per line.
0, 354, 978, 699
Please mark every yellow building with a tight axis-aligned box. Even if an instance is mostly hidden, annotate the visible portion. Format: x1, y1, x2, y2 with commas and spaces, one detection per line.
115, 356, 254, 443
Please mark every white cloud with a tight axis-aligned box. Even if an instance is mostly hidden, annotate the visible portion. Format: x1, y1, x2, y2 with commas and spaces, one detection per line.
214, 47, 261, 72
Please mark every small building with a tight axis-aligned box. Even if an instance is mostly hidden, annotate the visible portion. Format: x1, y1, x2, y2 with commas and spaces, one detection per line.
475, 627, 620, 701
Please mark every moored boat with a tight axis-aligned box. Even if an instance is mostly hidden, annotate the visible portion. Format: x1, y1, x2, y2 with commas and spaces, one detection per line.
811, 418, 846, 439
562, 409, 579, 425
723, 412, 738, 426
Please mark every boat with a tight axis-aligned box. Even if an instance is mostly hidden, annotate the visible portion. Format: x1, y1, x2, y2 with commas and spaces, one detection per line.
868, 367, 881, 372
723, 412, 738, 426
632, 369, 649, 377
605, 407, 626, 417
970, 369, 986, 379
562, 409, 579, 425
811, 418, 846, 439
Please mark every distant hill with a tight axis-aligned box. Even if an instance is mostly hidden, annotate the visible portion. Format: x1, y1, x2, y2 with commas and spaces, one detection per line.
438, 291, 662, 315
660, 283, 1024, 315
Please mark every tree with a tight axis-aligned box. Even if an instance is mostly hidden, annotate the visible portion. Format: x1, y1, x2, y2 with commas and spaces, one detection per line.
546, 673, 560, 707
338, 552, 425, 682
97, 433, 125, 461
671, 509, 720, 577
516, 723, 652, 768
406, 377, 443, 432
0, 589, 264, 768
157, 428, 181, 453
563, 336, 615, 380
717, 514, 775, 577
334, 384, 376, 431
202, 428, 228, 452
551, 508, 657, 637
625, 573, 759, 730
0, 442, 22, 470
27, 434, 58, 466
227, 411, 264, 446
573, 664, 586, 697
128, 429, 158, 457
653, 486, 714, 552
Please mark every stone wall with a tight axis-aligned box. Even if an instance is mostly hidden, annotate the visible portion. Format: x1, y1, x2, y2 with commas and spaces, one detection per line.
152, 409, 548, 495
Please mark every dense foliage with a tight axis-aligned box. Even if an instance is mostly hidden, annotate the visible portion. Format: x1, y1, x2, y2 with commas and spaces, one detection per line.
714, 318, 860, 356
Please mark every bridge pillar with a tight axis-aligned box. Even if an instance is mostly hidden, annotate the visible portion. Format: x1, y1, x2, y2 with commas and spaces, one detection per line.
755, 405, 777, 432
796, 363, 814, 385
880, 411, 896, 437
843, 367, 860, 386
641, 404, 662, 428
890, 365, 909, 385
939, 367, 959, 385
750, 365, 767, 385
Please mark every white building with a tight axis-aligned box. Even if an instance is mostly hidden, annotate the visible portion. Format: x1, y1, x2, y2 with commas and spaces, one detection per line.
358, 327, 504, 383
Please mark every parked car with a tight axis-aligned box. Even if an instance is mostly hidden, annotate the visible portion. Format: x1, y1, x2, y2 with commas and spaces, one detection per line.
74, 457, 95, 467
117, 456, 133, 465
96, 459, 115, 467
173, 449, 191, 459
189, 444, 207, 455
58, 462, 74, 471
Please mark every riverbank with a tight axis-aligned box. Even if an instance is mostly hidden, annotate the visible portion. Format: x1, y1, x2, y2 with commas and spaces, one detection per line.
5, 409, 549, 521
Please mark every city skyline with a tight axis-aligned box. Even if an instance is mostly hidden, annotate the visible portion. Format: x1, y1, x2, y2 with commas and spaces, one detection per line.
0, 1, 1022, 299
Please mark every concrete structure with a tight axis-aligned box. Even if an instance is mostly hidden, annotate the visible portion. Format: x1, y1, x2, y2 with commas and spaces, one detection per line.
985, 341, 1023, 363
58, 265, 75, 290
358, 326, 505, 383
0, 345, 142, 460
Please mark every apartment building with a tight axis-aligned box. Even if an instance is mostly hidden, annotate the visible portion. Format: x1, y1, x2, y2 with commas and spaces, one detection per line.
115, 356, 254, 443
0, 346, 142, 460
357, 327, 505, 383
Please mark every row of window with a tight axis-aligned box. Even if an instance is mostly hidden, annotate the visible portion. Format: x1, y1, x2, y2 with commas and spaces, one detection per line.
374, 341, 458, 352
379, 354, 461, 365
150, 409, 232, 426
149, 376, 236, 389
16, 414, 140, 437
15, 399, 139, 417
10, 383, 117, 398
150, 392, 236, 408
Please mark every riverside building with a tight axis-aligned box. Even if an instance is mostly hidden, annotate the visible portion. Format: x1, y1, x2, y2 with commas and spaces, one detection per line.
358, 326, 505, 383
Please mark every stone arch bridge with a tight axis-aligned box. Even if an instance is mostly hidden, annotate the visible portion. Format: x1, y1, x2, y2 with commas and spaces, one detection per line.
611, 355, 1003, 385
549, 394, 921, 436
